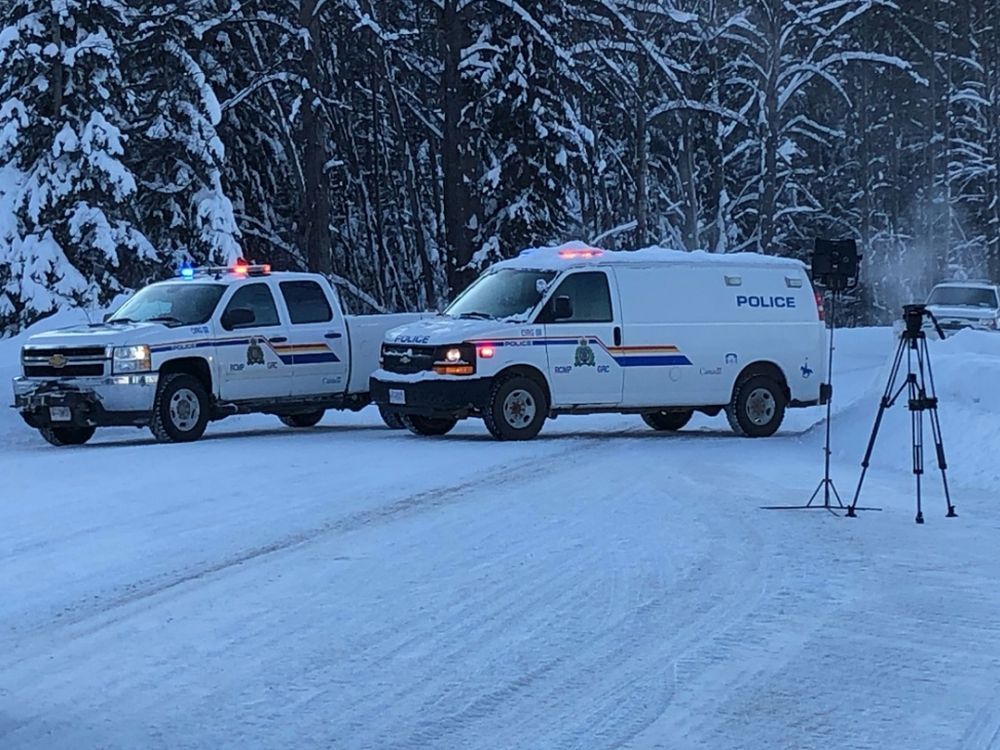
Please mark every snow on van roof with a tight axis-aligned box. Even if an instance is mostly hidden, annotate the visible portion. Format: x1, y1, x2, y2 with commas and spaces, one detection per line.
496, 241, 806, 271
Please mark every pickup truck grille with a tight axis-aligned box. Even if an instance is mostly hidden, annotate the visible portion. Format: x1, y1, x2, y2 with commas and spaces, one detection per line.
22, 346, 109, 378
382, 344, 436, 375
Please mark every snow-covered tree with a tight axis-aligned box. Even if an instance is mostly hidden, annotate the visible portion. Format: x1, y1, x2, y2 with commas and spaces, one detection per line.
0, 0, 154, 330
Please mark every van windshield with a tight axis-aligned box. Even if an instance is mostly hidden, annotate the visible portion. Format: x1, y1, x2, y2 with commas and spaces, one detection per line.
927, 286, 998, 309
445, 269, 557, 321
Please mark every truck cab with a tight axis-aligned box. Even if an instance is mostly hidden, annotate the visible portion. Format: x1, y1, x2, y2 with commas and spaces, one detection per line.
13, 262, 426, 446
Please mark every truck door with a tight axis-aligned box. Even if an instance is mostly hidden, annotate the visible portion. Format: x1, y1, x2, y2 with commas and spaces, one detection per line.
277, 279, 349, 397
216, 282, 291, 401
537, 270, 624, 407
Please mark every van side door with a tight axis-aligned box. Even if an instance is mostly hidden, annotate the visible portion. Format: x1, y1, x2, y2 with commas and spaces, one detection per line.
277, 279, 349, 397
536, 270, 624, 407
215, 282, 292, 401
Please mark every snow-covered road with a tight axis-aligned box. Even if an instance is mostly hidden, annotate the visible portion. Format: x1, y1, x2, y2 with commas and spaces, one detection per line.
4, 328, 1000, 749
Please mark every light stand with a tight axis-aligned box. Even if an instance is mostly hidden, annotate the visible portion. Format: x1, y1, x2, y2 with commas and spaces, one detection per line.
761, 290, 861, 514
846, 305, 957, 524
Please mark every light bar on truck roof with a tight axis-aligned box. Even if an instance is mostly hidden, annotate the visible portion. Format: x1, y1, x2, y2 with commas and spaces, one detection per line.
176, 260, 272, 279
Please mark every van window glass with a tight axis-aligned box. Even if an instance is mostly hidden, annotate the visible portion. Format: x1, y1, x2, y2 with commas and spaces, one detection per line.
280, 281, 333, 324
223, 284, 280, 329
539, 272, 613, 323
445, 268, 558, 321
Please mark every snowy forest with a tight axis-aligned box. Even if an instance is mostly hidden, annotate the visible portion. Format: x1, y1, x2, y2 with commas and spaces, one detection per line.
1, 1, 998, 335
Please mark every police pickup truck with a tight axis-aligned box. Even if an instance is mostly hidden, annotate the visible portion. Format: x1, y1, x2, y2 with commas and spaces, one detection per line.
13, 262, 425, 446
372, 243, 826, 441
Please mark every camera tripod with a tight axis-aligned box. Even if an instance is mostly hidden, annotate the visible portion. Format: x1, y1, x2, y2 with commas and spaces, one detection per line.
846, 305, 957, 524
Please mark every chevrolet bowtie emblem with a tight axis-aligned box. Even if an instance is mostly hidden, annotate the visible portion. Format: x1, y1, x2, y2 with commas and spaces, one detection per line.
48, 354, 68, 369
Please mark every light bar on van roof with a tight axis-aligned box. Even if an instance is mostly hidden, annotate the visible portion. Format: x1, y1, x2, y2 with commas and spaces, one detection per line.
558, 248, 604, 259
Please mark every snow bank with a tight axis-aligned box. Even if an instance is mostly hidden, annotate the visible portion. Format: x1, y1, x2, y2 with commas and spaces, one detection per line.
832, 328, 1000, 489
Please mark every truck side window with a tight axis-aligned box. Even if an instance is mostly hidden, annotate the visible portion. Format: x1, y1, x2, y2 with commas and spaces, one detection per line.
280, 281, 333, 324
223, 284, 280, 329
539, 272, 613, 323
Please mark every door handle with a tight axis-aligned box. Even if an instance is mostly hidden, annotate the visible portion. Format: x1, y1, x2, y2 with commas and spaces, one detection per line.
269, 336, 288, 343
613, 327, 622, 347
324, 332, 343, 340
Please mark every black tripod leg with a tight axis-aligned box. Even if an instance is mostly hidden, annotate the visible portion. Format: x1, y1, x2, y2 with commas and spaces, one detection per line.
848, 337, 907, 517
911, 366, 925, 525
921, 339, 957, 518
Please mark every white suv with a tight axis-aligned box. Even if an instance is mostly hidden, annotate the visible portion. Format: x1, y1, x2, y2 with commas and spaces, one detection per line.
925, 281, 1000, 335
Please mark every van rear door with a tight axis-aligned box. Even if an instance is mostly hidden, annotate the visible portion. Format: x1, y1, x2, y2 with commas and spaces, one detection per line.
536, 270, 624, 407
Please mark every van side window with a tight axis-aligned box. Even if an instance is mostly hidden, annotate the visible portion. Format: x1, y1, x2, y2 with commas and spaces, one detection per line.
539, 272, 613, 323
280, 281, 333, 324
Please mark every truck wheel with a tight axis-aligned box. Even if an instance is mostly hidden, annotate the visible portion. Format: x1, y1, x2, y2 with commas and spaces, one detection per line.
151, 373, 210, 443
401, 414, 457, 437
379, 407, 406, 430
483, 375, 548, 441
642, 409, 693, 432
279, 411, 325, 428
39, 426, 96, 447
726, 374, 786, 438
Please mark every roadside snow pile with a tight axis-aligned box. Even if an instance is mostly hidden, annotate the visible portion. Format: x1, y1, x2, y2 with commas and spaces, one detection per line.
833, 328, 1000, 489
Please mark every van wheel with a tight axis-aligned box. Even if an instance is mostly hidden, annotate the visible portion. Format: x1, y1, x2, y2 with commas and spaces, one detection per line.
151, 373, 210, 443
379, 407, 406, 430
726, 374, 786, 438
279, 411, 325, 428
39, 426, 96, 447
642, 410, 693, 432
402, 415, 457, 436
484, 375, 548, 441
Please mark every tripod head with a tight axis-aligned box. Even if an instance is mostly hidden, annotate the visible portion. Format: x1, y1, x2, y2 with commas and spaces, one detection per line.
902, 304, 945, 341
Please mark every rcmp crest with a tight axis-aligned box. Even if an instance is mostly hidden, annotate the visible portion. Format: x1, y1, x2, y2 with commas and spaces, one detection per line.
574, 338, 596, 367
247, 338, 266, 366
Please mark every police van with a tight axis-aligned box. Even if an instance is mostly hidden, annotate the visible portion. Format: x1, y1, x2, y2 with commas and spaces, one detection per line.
371, 243, 827, 440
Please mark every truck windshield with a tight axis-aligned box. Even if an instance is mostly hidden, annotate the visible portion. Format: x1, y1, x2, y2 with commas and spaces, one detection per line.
927, 286, 998, 309
109, 283, 227, 326
445, 269, 557, 321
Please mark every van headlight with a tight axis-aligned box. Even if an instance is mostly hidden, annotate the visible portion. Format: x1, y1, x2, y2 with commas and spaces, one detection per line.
433, 344, 476, 375
113, 345, 152, 373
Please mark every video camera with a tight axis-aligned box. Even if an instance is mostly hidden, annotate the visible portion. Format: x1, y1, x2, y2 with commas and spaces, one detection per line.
902, 304, 945, 341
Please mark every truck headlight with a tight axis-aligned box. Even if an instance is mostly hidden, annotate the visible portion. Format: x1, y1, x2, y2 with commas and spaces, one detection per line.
113, 345, 152, 373
980, 318, 997, 329
433, 344, 475, 375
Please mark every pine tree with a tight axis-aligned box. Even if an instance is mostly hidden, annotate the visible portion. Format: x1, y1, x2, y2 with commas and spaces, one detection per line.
0, 0, 154, 331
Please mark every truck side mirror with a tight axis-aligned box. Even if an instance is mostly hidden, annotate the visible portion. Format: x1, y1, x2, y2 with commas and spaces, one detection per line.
222, 307, 256, 330
552, 295, 574, 321
103, 312, 113, 323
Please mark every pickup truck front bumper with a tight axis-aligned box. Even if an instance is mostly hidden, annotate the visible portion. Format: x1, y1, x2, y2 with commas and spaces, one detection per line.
370, 372, 493, 420
13, 375, 159, 429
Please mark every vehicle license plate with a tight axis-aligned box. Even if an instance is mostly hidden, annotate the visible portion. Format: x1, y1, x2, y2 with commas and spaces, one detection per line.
49, 406, 72, 422
389, 389, 406, 405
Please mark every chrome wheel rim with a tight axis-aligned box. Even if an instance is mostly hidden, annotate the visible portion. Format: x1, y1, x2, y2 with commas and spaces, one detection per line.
169, 388, 201, 432
503, 388, 536, 429
746, 387, 776, 426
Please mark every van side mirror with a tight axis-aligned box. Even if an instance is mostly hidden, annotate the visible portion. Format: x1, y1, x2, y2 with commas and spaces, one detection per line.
222, 307, 256, 330
103, 312, 113, 323
552, 295, 574, 321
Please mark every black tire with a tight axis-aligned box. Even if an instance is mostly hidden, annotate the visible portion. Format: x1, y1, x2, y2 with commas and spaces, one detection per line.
483, 375, 548, 441
726, 373, 786, 438
150, 373, 210, 443
39, 426, 96, 447
379, 407, 406, 430
401, 414, 458, 437
279, 410, 325, 428
642, 409, 694, 432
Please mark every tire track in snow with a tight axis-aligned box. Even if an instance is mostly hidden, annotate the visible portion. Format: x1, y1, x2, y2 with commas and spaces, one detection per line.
1, 429, 645, 667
